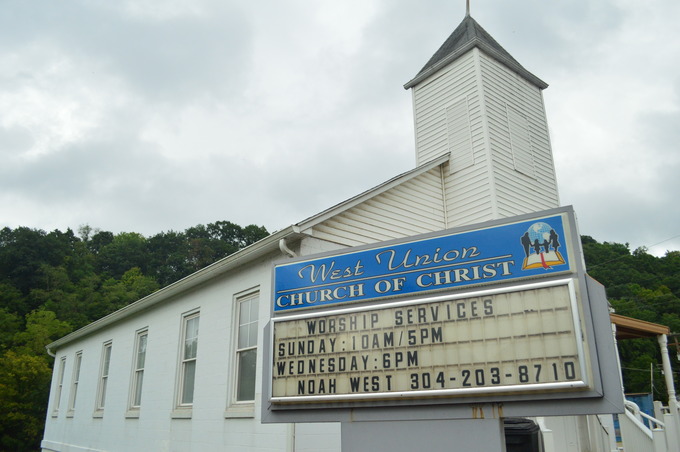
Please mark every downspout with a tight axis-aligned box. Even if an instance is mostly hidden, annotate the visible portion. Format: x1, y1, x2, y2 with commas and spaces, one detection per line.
46, 347, 56, 358
279, 238, 297, 258
439, 163, 449, 229
287, 423, 296, 452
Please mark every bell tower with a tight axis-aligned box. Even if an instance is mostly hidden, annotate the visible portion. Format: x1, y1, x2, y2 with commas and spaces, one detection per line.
404, 14, 559, 226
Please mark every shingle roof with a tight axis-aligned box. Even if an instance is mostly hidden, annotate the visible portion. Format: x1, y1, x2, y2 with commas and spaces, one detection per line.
404, 15, 548, 90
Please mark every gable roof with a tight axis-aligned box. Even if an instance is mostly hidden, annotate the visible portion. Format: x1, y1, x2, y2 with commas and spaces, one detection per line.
404, 15, 548, 90
296, 153, 448, 231
46, 154, 449, 351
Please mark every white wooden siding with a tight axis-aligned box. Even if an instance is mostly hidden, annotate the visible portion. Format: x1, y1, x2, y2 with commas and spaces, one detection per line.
413, 52, 479, 166
42, 251, 343, 452
410, 48, 558, 227
447, 98, 474, 172
506, 105, 535, 177
442, 59, 495, 226
443, 160, 495, 227
412, 50, 499, 228
311, 168, 446, 246
478, 52, 559, 215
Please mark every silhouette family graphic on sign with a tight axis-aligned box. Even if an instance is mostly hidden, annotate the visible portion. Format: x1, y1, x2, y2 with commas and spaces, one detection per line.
520, 222, 566, 270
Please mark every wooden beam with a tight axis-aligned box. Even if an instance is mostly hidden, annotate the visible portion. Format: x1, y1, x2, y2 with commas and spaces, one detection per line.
610, 313, 670, 339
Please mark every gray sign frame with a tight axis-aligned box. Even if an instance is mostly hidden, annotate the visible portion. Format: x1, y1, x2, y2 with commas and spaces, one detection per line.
261, 206, 624, 423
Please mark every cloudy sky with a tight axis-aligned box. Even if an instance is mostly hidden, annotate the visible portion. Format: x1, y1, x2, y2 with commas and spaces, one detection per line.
1, 0, 679, 256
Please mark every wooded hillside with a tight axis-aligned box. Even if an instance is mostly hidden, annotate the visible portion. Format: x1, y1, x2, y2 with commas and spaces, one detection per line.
0, 221, 268, 451
0, 225, 677, 450
582, 236, 680, 403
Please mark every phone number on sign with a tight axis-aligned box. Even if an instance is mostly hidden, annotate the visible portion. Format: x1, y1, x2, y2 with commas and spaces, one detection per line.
409, 361, 579, 390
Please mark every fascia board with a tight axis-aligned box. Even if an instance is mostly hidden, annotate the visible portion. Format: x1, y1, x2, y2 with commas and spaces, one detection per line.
610, 313, 671, 337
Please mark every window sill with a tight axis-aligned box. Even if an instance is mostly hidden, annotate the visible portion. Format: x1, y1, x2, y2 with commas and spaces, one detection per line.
224, 403, 254, 418
125, 410, 140, 419
92, 410, 103, 419
171, 409, 192, 419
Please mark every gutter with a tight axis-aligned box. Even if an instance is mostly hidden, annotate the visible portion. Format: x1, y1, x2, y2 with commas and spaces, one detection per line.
279, 238, 297, 258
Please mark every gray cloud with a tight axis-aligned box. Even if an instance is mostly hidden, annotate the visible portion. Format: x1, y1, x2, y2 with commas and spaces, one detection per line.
1, 0, 678, 256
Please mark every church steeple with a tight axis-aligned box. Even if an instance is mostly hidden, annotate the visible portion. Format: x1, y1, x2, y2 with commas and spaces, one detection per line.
405, 15, 547, 91
404, 14, 559, 225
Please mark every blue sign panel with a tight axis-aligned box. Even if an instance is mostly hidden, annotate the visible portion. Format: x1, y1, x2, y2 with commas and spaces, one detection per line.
274, 211, 574, 312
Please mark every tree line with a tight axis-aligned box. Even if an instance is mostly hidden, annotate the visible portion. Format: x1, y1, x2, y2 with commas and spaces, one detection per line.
581, 236, 680, 402
0, 225, 678, 450
0, 221, 268, 451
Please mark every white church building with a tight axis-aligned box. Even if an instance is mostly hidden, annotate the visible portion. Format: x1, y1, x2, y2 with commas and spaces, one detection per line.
41, 12, 679, 452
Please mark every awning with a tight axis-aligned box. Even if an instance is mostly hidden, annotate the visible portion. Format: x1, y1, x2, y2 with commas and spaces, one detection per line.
610, 313, 671, 340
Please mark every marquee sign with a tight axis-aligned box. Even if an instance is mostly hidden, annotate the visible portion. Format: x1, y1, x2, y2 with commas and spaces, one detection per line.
274, 213, 572, 312
264, 207, 622, 417
270, 279, 589, 403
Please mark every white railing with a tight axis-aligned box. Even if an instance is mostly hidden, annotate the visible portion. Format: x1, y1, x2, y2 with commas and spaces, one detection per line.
535, 417, 554, 452
619, 400, 670, 452
533, 402, 679, 452
655, 401, 680, 452
536, 415, 615, 452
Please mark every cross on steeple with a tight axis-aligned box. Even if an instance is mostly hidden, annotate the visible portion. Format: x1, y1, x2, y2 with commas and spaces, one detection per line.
466, 0, 470, 16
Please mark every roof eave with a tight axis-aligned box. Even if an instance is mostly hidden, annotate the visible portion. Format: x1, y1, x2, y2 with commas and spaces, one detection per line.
46, 225, 304, 351
610, 313, 671, 339
404, 39, 548, 90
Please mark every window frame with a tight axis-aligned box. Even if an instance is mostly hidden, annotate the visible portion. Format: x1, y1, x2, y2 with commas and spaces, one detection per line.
67, 351, 83, 417
226, 289, 259, 417
127, 328, 148, 416
52, 356, 67, 417
94, 341, 112, 416
174, 310, 200, 414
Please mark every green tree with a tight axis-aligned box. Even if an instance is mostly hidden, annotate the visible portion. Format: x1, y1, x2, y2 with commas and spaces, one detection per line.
100, 268, 159, 312
0, 228, 80, 315
0, 308, 21, 351
13, 310, 72, 356
146, 230, 191, 286
87, 229, 114, 255
0, 283, 24, 319
583, 236, 680, 397
0, 350, 52, 451
96, 232, 149, 279
0, 311, 71, 450
242, 224, 269, 246
184, 221, 268, 273
0, 220, 269, 450
28, 265, 88, 330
